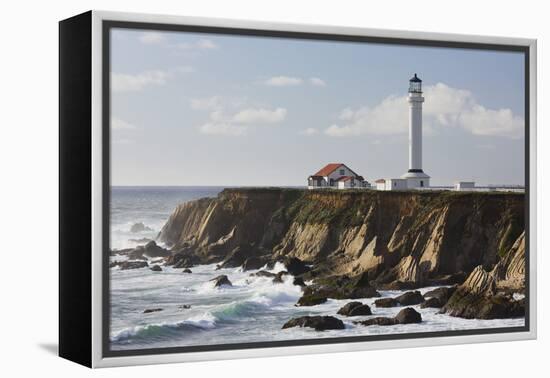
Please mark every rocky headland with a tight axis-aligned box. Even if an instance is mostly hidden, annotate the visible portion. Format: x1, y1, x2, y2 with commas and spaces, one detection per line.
113, 188, 526, 323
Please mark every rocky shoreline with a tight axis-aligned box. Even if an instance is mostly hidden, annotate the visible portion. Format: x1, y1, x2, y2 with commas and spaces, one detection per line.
111, 188, 526, 327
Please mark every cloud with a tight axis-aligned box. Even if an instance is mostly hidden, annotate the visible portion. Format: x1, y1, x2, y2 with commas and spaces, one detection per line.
177, 39, 219, 51
111, 117, 137, 143
138, 32, 218, 52
112, 117, 136, 130
459, 105, 523, 138
300, 128, 319, 136
232, 108, 287, 124
310, 77, 327, 87
265, 76, 303, 87
112, 66, 194, 93
112, 70, 170, 92
325, 83, 523, 139
139, 32, 166, 44
196, 39, 218, 50
196, 102, 287, 136
264, 76, 328, 87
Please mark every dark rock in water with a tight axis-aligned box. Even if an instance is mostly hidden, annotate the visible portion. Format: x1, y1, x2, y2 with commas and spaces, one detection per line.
251, 270, 276, 278
282, 316, 345, 331
339, 272, 381, 298
374, 298, 399, 308
395, 307, 422, 324
355, 317, 397, 326
283, 257, 311, 276
173, 257, 195, 269
165, 252, 187, 266
241, 256, 267, 271
143, 241, 171, 258
300, 273, 381, 304
441, 289, 525, 319
143, 308, 163, 314
263, 260, 277, 270
211, 275, 232, 287
150, 265, 162, 272
273, 271, 289, 284
110, 248, 134, 256
395, 291, 425, 306
109, 261, 120, 269
167, 248, 200, 269
421, 286, 457, 308
296, 288, 328, 306
130, 222, 153, 233
423, 286, 457, 304
337, 301, 372, 316
178, 304, 191, 310
293, 277, 306, 287
220, 245, 257, 269
348, 304, 372, 316
354, 307, 422, 326
127, 248, 148, 260
129, 241, 170, 259
182, 268, 192, 274
119, 261, 148, 270
375, 280, 419, 291
337, 301, 362, 315
421, 297, 442, 308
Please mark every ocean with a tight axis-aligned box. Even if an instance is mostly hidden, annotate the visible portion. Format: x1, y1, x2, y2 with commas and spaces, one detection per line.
109, 186, 524, 351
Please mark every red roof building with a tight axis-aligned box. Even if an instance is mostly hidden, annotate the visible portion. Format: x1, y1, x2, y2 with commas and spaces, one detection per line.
308, 163, 369, 189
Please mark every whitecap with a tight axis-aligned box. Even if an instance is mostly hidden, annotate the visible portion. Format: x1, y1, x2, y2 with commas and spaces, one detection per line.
111, 313, 217, 344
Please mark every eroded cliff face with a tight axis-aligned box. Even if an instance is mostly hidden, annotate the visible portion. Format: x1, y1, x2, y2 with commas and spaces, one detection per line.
159, 188, 525, 291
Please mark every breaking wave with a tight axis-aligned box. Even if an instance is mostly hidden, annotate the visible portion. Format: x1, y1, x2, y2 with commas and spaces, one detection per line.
111, 275, 303, 345
111, 313, 217, 344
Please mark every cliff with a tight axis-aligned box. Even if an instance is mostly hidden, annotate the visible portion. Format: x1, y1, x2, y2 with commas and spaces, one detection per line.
159, 188, 525, 292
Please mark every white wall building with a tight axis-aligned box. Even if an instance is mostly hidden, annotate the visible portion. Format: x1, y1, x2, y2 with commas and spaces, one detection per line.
308, 163, 369, 189
336, 176, 362, 189
375, 178, 408, 191
375, 179, 386, 191
454, 181, 476, 191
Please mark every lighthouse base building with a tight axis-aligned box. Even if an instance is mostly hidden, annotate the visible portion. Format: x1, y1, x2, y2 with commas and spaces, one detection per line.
401, 170, 430, 189
375, 175, 429, 191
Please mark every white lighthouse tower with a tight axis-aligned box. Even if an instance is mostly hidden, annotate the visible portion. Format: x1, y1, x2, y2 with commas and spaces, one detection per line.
401, 73, 430, 188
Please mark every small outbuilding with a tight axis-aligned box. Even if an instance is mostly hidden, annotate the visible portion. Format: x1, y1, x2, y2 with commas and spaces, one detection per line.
375, 179, 386, 191
454, 181, 476, 191
375, 178, 408, 191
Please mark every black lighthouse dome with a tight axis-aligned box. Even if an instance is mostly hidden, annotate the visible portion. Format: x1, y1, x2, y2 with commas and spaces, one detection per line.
409, 73, 422, 93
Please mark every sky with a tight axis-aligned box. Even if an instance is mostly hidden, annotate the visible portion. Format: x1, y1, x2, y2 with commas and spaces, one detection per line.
110, 28, 525, 186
